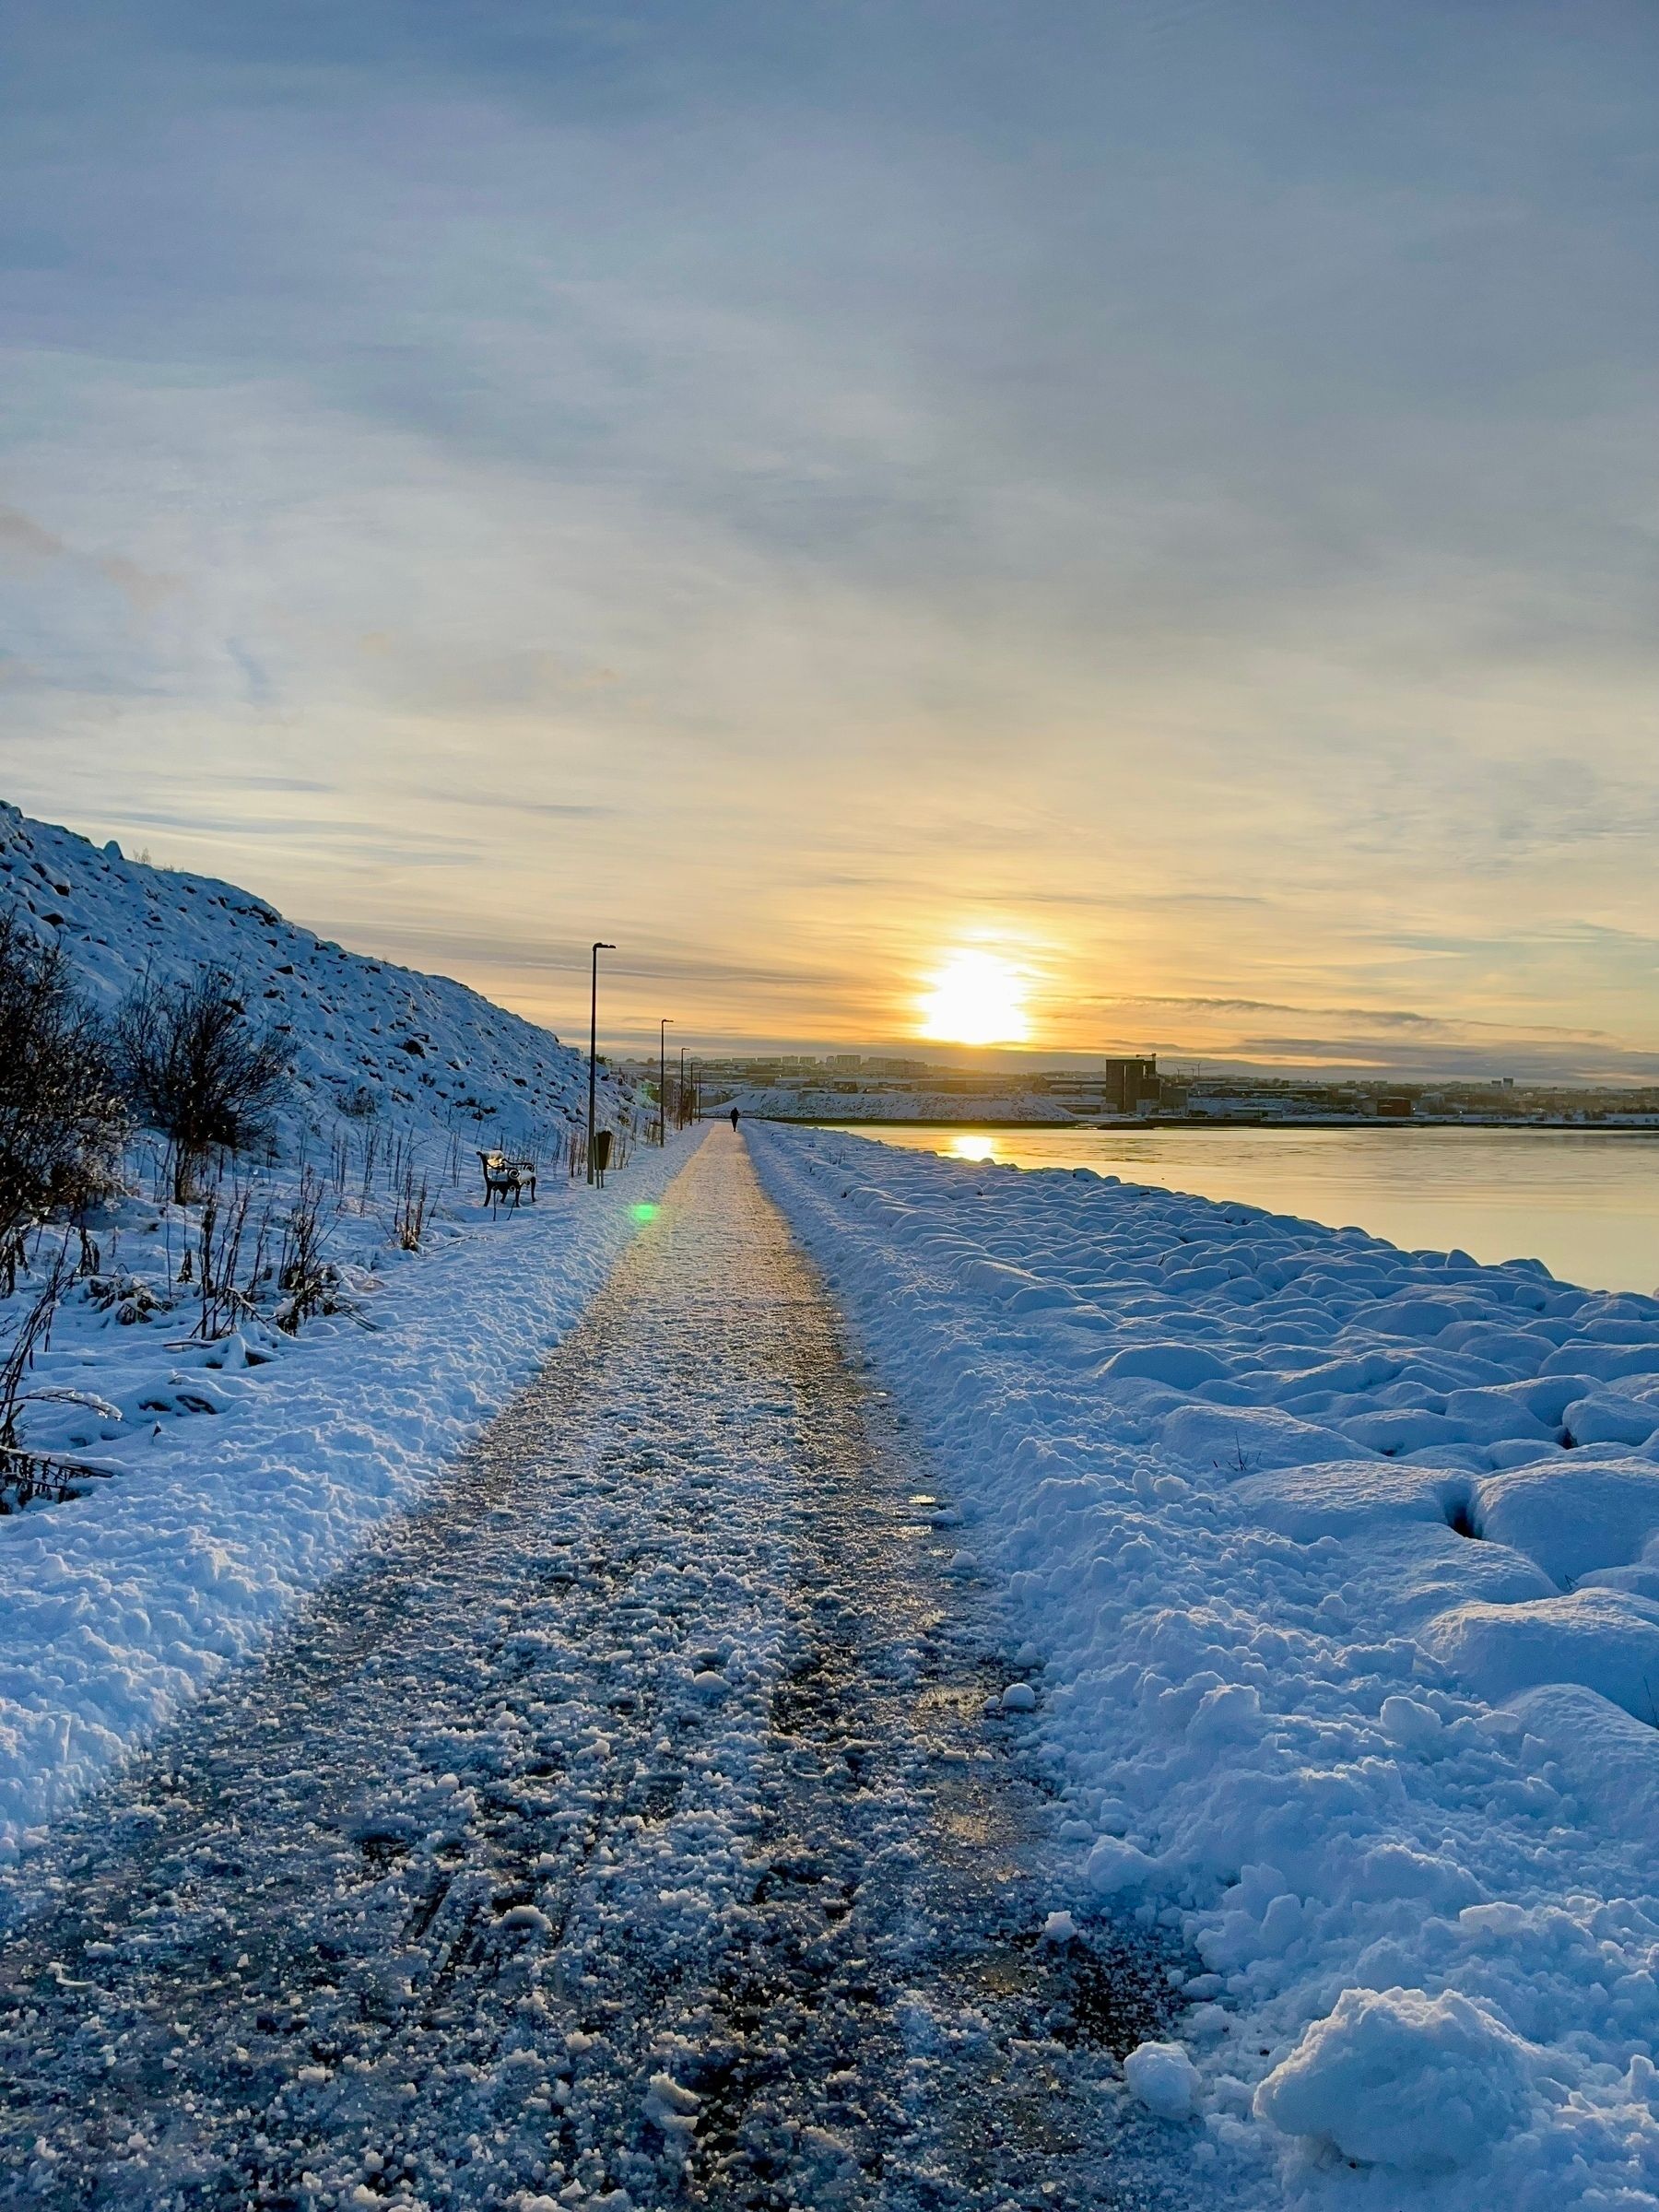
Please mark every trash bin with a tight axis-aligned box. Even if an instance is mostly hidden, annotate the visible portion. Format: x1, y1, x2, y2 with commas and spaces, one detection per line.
593, 1128, 614, 1184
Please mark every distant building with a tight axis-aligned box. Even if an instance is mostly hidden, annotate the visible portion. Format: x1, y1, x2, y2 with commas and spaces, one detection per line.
1036, 1057, 1159, 1115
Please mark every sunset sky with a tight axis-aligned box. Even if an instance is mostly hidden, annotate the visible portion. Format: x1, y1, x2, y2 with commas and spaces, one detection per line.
4, 2, 1657, 1076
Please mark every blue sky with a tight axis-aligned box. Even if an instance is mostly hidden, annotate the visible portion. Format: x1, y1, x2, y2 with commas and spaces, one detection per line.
4, 1, 1657, 1072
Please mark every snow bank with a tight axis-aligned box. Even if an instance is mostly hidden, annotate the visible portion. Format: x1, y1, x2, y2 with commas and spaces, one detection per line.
749, 1125, 1659, 2209
0, 1132, 696, 1862
0, 799, 674, 1858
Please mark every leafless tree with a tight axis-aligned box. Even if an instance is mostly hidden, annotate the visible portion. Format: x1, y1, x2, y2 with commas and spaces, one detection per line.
0, 910, 124, 1288
114, 969, 288, 1203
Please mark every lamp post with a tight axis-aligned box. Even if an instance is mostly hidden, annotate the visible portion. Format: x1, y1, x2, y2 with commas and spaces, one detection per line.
587, 942, 614, 1185
659, 1018, 673, 1147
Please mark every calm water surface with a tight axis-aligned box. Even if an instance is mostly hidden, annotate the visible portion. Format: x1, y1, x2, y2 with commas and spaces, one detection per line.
818, 1124, 1659, 1297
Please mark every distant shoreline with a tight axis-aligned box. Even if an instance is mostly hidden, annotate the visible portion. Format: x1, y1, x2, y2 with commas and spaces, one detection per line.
761, 1114, 1659, 1135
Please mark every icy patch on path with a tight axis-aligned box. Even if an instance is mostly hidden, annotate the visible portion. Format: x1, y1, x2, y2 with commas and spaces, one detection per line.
0, 1130, 1193, 2212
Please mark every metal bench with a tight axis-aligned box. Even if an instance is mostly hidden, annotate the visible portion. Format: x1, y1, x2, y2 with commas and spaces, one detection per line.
478, 1151, 537, 1206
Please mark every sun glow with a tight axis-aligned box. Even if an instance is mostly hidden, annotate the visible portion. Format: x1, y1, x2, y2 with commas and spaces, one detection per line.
918, 949, 1031, 1046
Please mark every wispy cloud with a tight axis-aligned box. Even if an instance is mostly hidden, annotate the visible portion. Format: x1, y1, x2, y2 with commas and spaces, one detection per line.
3, 3, 1657, 1064
0, 504, 64, 562
0, 500, 179, 613
431, 793, 618, 821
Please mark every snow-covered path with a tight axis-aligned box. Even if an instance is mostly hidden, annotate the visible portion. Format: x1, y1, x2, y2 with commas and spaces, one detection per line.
0, 1130, 1183, 2212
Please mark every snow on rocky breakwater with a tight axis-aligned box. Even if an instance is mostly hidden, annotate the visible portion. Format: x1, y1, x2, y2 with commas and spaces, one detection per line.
749, 1124, 1659, 2209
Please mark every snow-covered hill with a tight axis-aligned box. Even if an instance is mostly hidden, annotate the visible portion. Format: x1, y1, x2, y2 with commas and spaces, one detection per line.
0, 801, 614, 1156
0, 794, 653, 1512
0, 802, 645, 1504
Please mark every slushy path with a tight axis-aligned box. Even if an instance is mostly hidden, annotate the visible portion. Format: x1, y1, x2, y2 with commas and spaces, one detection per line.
0, 1129, 1183, 2212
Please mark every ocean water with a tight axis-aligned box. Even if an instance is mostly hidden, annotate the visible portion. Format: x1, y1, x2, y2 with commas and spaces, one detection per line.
818, 1123, 1659, 1296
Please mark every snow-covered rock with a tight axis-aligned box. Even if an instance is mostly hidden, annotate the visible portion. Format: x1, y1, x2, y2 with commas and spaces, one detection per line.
1123, 2039, 1201, 2120
1253, 1984, 1533, 2171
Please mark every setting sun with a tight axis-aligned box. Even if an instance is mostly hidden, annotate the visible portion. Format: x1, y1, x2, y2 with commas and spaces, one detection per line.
918, 949, 1031, 1046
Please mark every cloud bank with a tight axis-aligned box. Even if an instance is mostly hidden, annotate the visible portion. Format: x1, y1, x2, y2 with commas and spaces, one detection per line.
3, 1, 1656, 1071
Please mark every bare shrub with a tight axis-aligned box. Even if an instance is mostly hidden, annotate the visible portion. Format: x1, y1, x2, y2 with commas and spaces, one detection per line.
0, 1242, 120, 1512
356, 1126, 381, 1210
114, 969, 288, 1202
242, 1196, 275, 1304
0, 1242, 70, 1453
191, 1181, 261, 1339
394, 1165, 433, 1251
276, 1166, 334, 1334
386, 1127, 415, 1196
0, 911, 124, 1280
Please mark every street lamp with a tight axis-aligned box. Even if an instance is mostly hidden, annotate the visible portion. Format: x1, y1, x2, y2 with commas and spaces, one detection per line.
588, 942, 615, 1185
659, 1018, 674, 1147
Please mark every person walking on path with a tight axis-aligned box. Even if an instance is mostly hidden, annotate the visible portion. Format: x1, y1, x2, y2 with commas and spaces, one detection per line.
729, 1106, 740, 1129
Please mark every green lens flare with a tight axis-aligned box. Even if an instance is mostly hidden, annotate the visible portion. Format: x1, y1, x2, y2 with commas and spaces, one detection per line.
629, 1203, 659, 1224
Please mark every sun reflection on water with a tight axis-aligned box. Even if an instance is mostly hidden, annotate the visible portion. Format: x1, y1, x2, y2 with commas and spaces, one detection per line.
947, 1134, 999, 1164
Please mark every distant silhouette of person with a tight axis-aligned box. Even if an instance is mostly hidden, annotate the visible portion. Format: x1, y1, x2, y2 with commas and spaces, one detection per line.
729, 1107, 740, 1129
